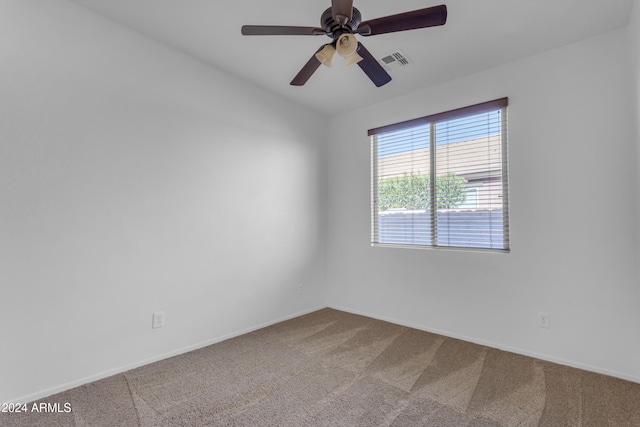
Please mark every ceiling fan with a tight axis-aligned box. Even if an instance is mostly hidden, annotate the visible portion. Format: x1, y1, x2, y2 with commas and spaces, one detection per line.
241, 1, 447, 87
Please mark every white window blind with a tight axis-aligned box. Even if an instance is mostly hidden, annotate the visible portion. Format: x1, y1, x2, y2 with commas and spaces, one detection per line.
370, 98, 509, 252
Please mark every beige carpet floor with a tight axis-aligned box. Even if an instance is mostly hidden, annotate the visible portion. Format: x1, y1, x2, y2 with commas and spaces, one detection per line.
3, 308, 640, 426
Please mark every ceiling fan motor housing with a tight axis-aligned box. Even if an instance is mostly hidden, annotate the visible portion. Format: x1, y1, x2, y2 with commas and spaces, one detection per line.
321, 7, 362, 40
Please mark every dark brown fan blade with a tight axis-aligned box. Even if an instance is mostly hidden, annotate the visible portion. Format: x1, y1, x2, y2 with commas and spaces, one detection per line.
290, 46, 325, 86
332, 0, 353, 24
356, 42, 391, 87
357, 5, 447, 36
241, 25, 326, 36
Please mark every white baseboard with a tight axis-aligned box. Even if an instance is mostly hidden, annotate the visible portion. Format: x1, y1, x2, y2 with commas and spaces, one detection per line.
8, 305, 327, 405
12, 303, 638, 404
328, 304, 640, 385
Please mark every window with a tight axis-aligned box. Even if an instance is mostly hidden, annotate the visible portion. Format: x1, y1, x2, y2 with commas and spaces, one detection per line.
370, 98, 509, 252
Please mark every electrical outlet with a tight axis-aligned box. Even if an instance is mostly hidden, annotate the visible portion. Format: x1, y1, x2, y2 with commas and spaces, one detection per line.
153, 311, 165, 329
297, 283, 304, 295
537, 312, 550, 328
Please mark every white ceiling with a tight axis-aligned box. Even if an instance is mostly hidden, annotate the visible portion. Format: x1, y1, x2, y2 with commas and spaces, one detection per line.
70, 0, 634, 116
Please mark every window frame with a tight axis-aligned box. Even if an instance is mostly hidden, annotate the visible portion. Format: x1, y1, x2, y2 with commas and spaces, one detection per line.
370, 98, 510, 253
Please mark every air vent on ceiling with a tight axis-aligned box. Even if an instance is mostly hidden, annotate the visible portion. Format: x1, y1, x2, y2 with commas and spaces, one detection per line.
379, 50, 411, 72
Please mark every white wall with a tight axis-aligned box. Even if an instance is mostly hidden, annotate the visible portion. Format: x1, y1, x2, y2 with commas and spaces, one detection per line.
631, 1, 640, 292
0, 0, 327, 403
326, 28, 640, 382
631, 3, 640, 382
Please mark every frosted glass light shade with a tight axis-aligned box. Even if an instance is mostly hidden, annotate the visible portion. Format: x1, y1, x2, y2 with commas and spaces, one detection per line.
344, 52, 363, 67
337, 34, 363, 67
337, 34, 358, 57
315, 44, 336, 67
